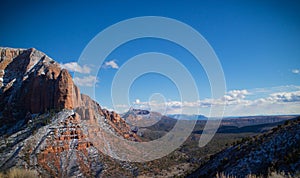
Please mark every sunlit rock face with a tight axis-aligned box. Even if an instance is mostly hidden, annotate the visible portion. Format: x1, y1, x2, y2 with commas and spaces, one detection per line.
0, 47, 81, 121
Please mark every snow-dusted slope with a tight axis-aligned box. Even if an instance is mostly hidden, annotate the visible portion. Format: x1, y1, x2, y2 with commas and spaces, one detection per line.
189, 117, 300, 177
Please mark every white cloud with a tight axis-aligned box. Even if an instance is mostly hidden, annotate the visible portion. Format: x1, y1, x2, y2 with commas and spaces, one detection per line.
167, 101, 183, 108
224, 89, 249, 100
292, 69, 300, 74
269, 91, 300, 103
135, 99, 140, 104
123, 87, 300, 116
73, 75, 98, 87
192, 89, 250, 107
102, 60, 119, 69
102, 107, 115, 112
223, 90, 300, 116
61, 62, 91, 74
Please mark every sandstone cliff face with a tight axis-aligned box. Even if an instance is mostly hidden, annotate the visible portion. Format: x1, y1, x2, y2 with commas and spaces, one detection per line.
36, 112, 103, 177
0, 47, 81, 122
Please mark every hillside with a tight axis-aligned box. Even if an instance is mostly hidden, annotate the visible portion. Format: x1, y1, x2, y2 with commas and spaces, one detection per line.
188, 117, 300, 178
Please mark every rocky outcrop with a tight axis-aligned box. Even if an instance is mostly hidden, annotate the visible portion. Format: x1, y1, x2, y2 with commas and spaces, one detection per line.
75, 94, 100, 121
37, 112, 102, 177
0, 47, 140, 139
0, 47, 81, 123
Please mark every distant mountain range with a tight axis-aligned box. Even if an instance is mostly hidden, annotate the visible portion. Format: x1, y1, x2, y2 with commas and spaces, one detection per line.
167, 114, 207, 120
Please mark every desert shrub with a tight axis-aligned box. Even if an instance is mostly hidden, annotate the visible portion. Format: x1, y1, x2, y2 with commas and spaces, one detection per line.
221, 157, 229, 164
284, 120, 291, 126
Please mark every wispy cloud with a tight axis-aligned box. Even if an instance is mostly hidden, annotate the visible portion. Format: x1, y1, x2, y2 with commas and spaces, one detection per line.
73, 75, 98, 87
292, 69, 300, 74
102, 60, 119, 69
61, 62, 91, 74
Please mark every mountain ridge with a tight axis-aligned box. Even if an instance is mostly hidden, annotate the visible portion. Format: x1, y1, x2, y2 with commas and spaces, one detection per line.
0, 47, 141, 177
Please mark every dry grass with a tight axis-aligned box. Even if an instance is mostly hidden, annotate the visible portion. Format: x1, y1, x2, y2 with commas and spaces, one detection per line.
0, 168, 37, 178
0, 172, 5, 178
216, 172, 291, 178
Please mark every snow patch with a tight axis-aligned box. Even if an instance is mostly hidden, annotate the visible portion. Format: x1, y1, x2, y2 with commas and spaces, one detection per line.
23, 75, 28, 81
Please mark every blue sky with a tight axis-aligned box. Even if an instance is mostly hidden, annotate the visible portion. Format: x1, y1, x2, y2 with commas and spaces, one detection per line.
1, 0, 300, 116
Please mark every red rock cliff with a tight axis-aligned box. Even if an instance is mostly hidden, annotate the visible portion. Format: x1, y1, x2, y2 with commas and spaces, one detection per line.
0, 47, 81, 120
